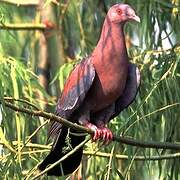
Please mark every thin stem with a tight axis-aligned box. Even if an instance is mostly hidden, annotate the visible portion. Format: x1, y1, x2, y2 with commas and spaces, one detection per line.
83, 151, 180, 161
20, 120, 49, 152
0, 0, 38, 6
0, 141, 52, 149
106, 145, 115, 180
4, 97, 40, 110
0, 23, 52, 31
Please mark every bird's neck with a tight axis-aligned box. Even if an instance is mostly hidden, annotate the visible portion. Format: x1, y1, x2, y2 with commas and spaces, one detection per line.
92, 17, 128, 64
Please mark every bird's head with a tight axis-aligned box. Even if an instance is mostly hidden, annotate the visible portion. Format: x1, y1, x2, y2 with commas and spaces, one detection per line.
107, 4, 140, 24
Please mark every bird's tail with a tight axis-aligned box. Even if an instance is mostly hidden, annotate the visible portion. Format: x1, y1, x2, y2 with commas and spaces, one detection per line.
38, 127, 85, 176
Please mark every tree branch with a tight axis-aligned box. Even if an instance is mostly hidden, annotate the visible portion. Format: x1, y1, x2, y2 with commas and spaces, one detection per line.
1, 141, 179, 160
0, 140, 51, 149
3, 101, 180, 150
0, 0, 38, 6
83, 151, 180, 161
0, 23, 52, 31
0, 0, 59, 6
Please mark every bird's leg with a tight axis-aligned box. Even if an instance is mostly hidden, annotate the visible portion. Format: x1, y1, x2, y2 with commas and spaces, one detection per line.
78, 114, 113, 142
85, 123, 102, 141
79, 119, 113, 142
91, 104, 115, 143
79, 118, 101, 141
96, 121, 113, 144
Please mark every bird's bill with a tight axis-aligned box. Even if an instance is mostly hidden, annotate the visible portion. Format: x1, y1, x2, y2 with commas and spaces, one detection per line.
131, 15, 141, 23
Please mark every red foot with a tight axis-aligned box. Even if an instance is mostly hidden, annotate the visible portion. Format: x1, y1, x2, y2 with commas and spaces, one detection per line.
85, 123, 101, 141
101, 127, 113, 141
85, 123, 113, 143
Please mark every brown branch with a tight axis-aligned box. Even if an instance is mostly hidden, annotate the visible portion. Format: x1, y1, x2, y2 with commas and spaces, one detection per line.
4, 97, 40, 110
0, 0, 38, 6
0, 140, 51, 149
0, 0, 59, 6
1, 141, 180, 161
3, 101, 180, 150
83, 151, 180, 161
0, 23, 52, 31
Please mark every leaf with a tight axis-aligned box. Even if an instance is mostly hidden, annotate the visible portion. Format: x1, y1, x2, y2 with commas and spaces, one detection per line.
0, 127, 16, 153
115, 169, 125, 180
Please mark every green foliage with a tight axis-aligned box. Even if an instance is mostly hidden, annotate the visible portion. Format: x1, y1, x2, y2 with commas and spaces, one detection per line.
0, 0, 180, 179
0, 55, 53, 178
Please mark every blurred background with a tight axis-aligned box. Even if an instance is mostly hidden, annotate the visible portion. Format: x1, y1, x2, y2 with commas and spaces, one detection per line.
0, 0, 179, 179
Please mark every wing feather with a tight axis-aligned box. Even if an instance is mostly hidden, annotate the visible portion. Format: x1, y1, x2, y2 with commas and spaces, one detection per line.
110, 63, 140, 119
49, 57, 95, 137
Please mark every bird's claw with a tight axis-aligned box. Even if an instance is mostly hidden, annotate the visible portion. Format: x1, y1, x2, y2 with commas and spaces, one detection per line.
101, 127, 113, 145
85, 123, 101, 140
102, 127, 113, 140
85, 123, 113, 144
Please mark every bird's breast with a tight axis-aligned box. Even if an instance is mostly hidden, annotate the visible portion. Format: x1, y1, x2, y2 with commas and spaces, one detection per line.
100, 61, 128, 97
88, 60, 128, 112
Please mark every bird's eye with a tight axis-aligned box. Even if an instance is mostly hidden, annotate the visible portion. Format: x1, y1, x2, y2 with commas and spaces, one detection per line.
116, 9, 122, 15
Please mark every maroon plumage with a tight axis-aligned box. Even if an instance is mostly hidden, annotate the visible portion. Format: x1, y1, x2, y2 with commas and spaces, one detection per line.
39, 3, 140, 176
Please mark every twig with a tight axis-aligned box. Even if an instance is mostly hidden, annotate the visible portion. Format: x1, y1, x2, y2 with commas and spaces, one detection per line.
106, 145, 115, 180
0, 141, 52, 150
4, 101, 93, 133
0, 0, 38, 6
83, 151, 180, 161
132, 45, 180, 62
4, 97, 40, 110
20, 119, 50, 152
0, 23, 52, 31
1, 140, 179, 161
0, 150, 49, 159
3, 101, 180, 150
1, 149, 180, 162
0, 0, 59, 6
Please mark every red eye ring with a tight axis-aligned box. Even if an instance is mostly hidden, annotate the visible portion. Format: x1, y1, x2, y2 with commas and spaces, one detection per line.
116, 9, 122, 15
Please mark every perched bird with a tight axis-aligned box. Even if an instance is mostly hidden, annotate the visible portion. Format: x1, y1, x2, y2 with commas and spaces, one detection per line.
39, 3, 141, 176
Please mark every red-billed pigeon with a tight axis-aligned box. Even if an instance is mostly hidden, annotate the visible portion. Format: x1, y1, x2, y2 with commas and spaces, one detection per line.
39, 3, 140, 176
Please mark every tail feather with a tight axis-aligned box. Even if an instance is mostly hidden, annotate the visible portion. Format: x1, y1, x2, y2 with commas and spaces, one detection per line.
38, 127, 85, 176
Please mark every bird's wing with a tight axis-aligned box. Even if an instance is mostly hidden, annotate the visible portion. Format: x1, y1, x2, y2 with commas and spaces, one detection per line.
49, 57, 96, 137
110, 63, 140, 119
